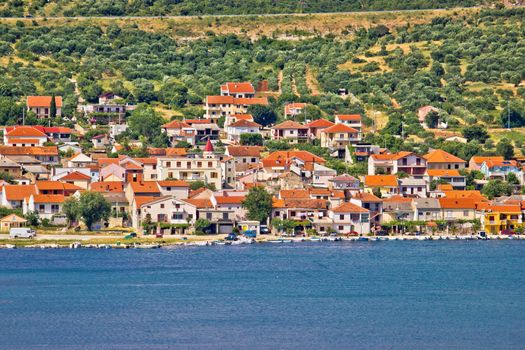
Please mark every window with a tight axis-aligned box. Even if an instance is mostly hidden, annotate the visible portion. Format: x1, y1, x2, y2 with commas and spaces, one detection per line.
339, 214, 345, 220
166, 162, 171, 167
176, 162, 181, 167
208, 162, 213, 167
206, 213, 212, 220
361, 214, 369, 223
338, 226, 344, 231
222, 212, 229, 220
160, 204, 164, 209
211, 172, 217, 178
463, 210, 469, 216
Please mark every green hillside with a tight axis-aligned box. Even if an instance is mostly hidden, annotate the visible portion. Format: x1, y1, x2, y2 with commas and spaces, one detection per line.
0, 0, 487, 17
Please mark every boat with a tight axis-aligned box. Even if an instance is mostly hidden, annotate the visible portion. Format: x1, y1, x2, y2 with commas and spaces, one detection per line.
309, 237, 321, 242
357, 237, 369, 241
5, 244, 15, 249
69, 242, 82, 249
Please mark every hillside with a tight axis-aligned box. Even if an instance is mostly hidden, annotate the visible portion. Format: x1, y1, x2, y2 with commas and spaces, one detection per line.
0, 7, 524, 156
0, 0, 488, 17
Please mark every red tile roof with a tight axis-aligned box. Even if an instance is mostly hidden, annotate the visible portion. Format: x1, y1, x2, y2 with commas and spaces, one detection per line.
157, 180, 189, 187
229, 119, 261, 128
60, 171, 91, 181
5, 126, 47, 138
227, 146, 261, 157
271, 120, 308, 130
423, 149, 465, 164
221, 82, 255, 94
27, 96, 63, 108
0, 146, 58, 156
305, 119, 335, 128
322, 123, 359, 134
336, 114, 361, 121
332, 202, 368, 213
90, 181, 124, 192
364, 175, 398, 187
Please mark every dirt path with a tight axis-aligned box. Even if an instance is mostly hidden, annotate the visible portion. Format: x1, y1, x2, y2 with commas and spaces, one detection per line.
291, 77, 300, 97
305, 65, 320, 96
277, 70, 283, 94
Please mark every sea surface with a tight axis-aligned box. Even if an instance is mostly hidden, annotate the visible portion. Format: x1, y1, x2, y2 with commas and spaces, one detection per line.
1, 241, 524, 350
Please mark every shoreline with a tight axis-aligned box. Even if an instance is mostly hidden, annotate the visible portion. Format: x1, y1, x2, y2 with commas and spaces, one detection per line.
1, 233, 524, 249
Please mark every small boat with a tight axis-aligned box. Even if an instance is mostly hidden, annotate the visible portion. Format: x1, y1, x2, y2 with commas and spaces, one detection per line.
69, 242, 82, 249
309, 237, 321, 242
357, 237, 369, 241
5, 244, 16, 249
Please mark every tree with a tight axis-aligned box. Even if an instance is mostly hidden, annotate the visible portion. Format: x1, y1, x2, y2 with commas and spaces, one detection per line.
62, 196, 80, 227
248, 105, 277, 127
240, 133, 263, 146
189, 180, 216, 191
24, 211, 39, 226
78, 191, 111, 231
496, 138, 514, 160
49, 94, 57, 119
462, 124, 489, 144
194, 218, 211, 235
424, 110, 440, 129
242, 186, 273, 223
507, 172, 520, 185
481, 180, 512, 199
128, 105, 164, 141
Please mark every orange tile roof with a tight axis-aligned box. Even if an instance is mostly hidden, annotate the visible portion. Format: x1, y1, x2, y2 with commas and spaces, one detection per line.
206, 96, 268, 105
3, 185, 37, 201
271, 120, 307, 130
438, 198, 479, 209
222, 82, 255, 94
471, 156, 504, 164
332, 202, 369, 213
262, 151, 325, 168
232, 114, 253, 121
36, 181, 81, 191
134, 158, 158, 165
227, 146, 261, 157
165, 148, 188, 157
482, 204, 521, 213
0, 146, 58, 156
484, 159, 518, 168
364, 175, 398, 187
32, 194, 65, 203
157, 180, 189, 187
336, 114, 362, 121
284, 103, 307, 115
229, 119, 261, 128
280, 198, 328, 209
6, 126, 48, 138
27, 96, 63, 108
352, 192, 382, 202
7, 138, 41, 144
443, 190, 487, 202
423, 149, 465, 164
322, 123, 359, 134
184, 198, 213, 208
129, 181, 160, 194
215, 196, 245, 205
162, 120, 191, 129
383, 195, 413, 203
426, 169, 462, 177
60, 171, 91, 181
135, 196, 161, 207
90, 181, 124, 192
280, 189, 310, 200
437, 184, 454, 191
97, 158, 120, 167
305, 119, 335, 128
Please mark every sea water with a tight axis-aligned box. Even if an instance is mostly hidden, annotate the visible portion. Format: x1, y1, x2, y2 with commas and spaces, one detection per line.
1, 241, 524, 349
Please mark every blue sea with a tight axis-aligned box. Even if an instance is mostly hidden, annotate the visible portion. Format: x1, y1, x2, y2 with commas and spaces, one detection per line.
1, 241, 525, 350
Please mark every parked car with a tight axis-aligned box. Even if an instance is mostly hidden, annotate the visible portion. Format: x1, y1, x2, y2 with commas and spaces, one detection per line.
260, 225, 270, 234
9, 227, 36, 239
501, 229, 516, 235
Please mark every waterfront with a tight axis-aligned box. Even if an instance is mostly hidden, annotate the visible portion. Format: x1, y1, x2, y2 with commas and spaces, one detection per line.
1, 241, 525, 349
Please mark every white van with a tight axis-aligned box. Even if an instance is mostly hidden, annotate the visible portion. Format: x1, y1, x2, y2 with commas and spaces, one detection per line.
9, 227, 36, 239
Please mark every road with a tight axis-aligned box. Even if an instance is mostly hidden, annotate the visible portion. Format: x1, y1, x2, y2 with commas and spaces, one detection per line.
0, 7, 480, 21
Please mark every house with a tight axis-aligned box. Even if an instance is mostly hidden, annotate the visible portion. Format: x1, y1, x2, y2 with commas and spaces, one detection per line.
363, 175, 398, 197
35, 181, 80, 196
161, 120, 196, 146
438, 198, 478, 221
0, 158, 22, 178
66, 153, 93, 168
423, 149, 466, 170
382, 196, 413, 223
220, 82, 255, 98
59, 171, 92, 189
0, 214, 27, 232
368, 151, 426, 177
311, 163, 337, 188
137, 196, 196, 232
156, 180, 190, 198
204, 96, 268, 121
3, 126, 48, 146
469, 156, 504, 171
480, 159, 520, 181
328, 174, 361, 193
90, 181, 128, 218
479, 203, 523, 234
305, 118, 334, 139
184, 119, 220, 143
319, 123, 361, 156
284, 103, 306, 118
0, 146, 59, 165
23, 194, 65, 220
425, 169, 466, 190
1, 185, 37, 208
226, 146, 261, 174
412, 198, 441, 222
351, 143, 382, 163
350, 192, 382, 226
417, 105, 444, 128
27, 96, 62, 119
58, 143, 82, 155
398, 177, 427, 197
329, 202, 370, 235
98, 92, 123, 104
272, 197, 329, 222
270, 120, 308, 144
224, 114, 254, 128
262, 151, 325, 178
334, 114, 362, 132
91, 134, 110, 149
226, 119, 261, 144
156, 141, 224, 190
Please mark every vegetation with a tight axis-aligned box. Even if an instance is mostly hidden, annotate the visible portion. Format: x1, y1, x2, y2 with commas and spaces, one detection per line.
242, 186, 273, 223
76, 192, 112, 231
0, 1, 482, 17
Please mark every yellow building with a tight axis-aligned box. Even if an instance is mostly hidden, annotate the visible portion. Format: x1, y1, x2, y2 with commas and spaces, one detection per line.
480, 204, 523, 234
